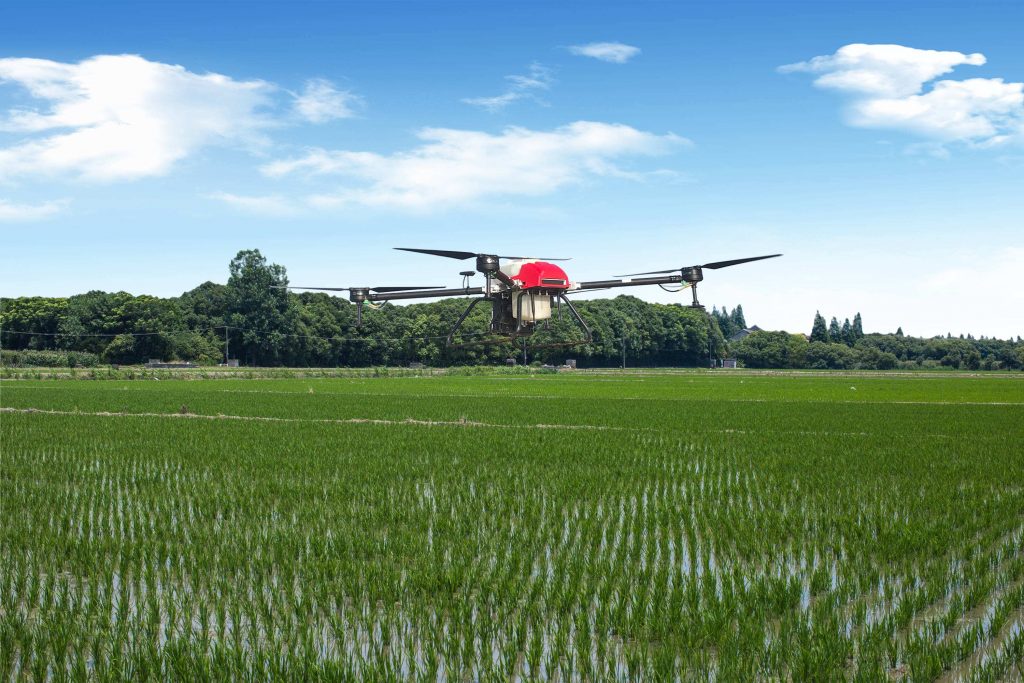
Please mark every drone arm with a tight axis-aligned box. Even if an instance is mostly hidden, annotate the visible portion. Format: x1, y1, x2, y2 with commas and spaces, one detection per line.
368, 286, 485, 302
493, 270, 516, 289
576, 275, 683, 291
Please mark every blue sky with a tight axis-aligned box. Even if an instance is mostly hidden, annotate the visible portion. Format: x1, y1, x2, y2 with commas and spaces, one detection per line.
1, 0, 1022, 338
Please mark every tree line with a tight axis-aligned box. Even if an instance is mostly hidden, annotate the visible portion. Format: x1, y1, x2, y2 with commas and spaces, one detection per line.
1, 250, 722, 368
732, 311, 1022, 370
2, 250, 1021, 370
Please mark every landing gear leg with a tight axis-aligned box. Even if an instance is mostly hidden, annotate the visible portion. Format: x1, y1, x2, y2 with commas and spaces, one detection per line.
445, 298, 486, 347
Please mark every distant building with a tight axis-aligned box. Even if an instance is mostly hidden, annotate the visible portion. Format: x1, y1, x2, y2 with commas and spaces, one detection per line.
729, 325, 762, 342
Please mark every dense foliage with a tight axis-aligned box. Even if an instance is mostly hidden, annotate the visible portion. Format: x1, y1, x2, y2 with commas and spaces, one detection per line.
3, 374, 1023, 679
732, 330, 1024, 371
0, 250, 722, 368
2, 249, 1021, 369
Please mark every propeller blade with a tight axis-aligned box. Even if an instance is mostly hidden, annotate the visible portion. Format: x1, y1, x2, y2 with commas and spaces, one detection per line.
277, 285, 442, 293
701, 254, 782, 270
613, 269, 680, 277
396, 247, 571, 262
395, 248, 477, 260
615, 254, 782, 277
497, 255, 573, 261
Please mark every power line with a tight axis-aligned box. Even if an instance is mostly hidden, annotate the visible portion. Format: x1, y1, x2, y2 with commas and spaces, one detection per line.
0, 325, 491, 345
0, 326, 222, 338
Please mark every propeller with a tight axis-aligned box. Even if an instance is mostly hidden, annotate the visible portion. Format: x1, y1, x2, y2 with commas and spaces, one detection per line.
273, 285, 441, 292
395, 248, 570, 261
615, 254, 782, 277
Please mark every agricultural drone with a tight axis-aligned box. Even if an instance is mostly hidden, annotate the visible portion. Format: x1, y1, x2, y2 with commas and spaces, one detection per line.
279, 248, 781, 347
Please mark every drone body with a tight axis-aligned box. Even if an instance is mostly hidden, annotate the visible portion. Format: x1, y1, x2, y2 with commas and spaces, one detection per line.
491, 259, 573, 333
279, 247, 781, 348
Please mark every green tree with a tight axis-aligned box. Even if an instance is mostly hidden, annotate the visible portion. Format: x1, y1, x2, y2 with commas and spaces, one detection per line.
730, 305, 746, 331
841, 318, 853, 346
0, 296, 68, 351
829, 317, 841, 340
810, 311, 830, 343
102, 334, 137, 364
805, 341, 857, 369
225, 249, 296, 366
852, 312, 863, 340
110, 294, 183, 361
710, 306, 732, 339
732, 331, 807, 369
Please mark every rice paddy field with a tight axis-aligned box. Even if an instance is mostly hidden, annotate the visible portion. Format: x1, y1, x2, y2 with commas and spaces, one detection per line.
2, 370, 1023, 681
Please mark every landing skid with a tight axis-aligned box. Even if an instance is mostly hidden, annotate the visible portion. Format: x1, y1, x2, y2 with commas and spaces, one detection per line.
445, 293, 593, 349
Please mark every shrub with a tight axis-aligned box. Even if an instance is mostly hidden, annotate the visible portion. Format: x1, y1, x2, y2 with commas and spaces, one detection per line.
0, 349, 100, 368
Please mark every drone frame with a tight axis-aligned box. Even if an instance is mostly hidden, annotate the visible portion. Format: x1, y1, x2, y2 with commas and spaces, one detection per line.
280, 250, 781, 350
443, 289, 593, 349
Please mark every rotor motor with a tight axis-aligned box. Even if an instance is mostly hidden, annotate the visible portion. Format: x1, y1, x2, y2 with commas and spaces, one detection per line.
680, 266, 704, 284
475, 254, 501, 274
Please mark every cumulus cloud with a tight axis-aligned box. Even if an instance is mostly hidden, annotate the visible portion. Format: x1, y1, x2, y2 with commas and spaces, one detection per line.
292, 78, 361, 122
0, 54, 275, 181
568, 42, 641, 64
780, 44, 986, 97
0, 197, 68, 221
851, 78, 1023, 143
780, 44, 1024, 147
462, 63, 554, 112
261, 121, 685, 210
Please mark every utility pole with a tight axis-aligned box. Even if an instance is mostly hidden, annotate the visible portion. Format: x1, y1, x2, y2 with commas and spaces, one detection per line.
621, 334, 627, 370
707, 313, 715, 368
224, 325, 229, 365
521, 337, 527, 366
708, 321, 713, 368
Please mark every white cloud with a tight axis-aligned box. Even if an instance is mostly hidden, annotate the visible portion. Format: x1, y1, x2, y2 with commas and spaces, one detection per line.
292, 78, 361, 123
850, 78, 1023, 142
0, 197, 68, 221
780, 44, 986, 97
568, 42, 641, 64
206, 191, 299, 217
462, 63, 554, 112
0, 54, 275, 181
262, 121, 686, 210
462, 91, 523, 113
780, 44, 1024, 147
